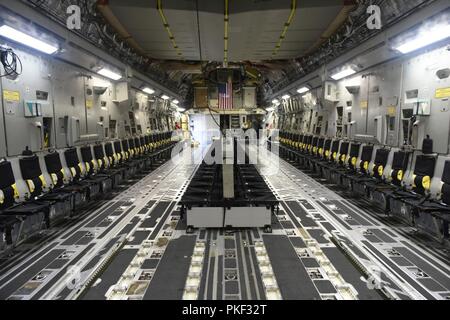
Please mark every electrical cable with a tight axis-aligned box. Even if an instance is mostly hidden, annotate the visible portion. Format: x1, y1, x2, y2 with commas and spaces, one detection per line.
0, 47, 22, 78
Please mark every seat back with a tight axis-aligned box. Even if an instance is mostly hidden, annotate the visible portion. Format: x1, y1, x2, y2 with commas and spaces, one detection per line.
330, 140, 340, 161
390, 151, 410, 186
44, 152, 66, 188
93, 145, 108, 171
0, 160, 19, 210
104, 143, 116, 167
139, 137, 146, 153
372, 148, 390, 179
323, 139, 332, 159
316, 138, 325, 157
412, 155, 436, 194
301, 135, 307, 151
297, 134, 303, 149
114, 141, 123, 161
128, 138, 136, 156
348, 143, 361, 170
125, 140, 133, 159
304, 135, 311, 152
19, 155, 46, 198
422, 136, 433, 155
311, 137, 319, 155
338, 142, 349, 166
440, 161, 450, 204
64, 148, 83, 181
80, 146, 96, 176
359, 145, 374, 174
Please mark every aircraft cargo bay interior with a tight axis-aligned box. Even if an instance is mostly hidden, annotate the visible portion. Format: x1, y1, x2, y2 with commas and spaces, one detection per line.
0, 0, 449, 304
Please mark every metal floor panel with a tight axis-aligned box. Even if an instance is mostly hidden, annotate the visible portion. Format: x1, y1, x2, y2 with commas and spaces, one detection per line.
263, 235, 321, 300
143, 236, 197, 300
82, 249, 139, 300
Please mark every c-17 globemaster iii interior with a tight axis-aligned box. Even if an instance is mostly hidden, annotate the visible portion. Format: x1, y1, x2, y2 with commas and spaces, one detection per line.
0, 0, 449, 307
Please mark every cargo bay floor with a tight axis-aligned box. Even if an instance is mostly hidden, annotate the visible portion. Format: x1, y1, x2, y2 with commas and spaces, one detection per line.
0, 146, 449, 300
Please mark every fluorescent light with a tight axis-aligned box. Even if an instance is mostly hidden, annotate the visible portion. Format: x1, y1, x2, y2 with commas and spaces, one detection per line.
98, 68, 122, 81
0, 25, 58, 54
143, 87, 155, 94
266, 107, 275, 112
282, 95, 290, 100
395, 23, 450, 54
177, 107, 186, 112
161, 95, 170, 100
297, 87, 310, 94
172, 99, 179, 104
331, 67, 357, 80
272, 99, 280, 105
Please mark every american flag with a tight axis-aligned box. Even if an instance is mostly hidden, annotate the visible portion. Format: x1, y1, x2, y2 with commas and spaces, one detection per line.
218, 78, 233, 109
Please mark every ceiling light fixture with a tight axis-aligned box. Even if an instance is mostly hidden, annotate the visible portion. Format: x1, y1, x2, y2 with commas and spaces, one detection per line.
331, 67, 357, 80
272, 99, 280, 105
297, 87, 310, 94
395, 23, 450, 54
161, 95, 170, 100
143, 87, 155, 94
0, 25, 58, 54
97, 68, 122, 81
172, 99, 179, 104
282, 94, 291, 100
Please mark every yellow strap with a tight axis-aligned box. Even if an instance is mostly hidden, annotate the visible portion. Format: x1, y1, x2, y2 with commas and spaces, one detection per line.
91, 160, 97, 170
340, 154, 345, 162
39, 175, 46, 188
98, 159, 103, 167
61, 168, 65, 178
51, 173, 58, 185
351, 157, 357, 167
26, 180, 35, 193
397, 170, 404, 182
12, 183, 19, 199
363, 161, 369, 171
85, 162, 90, 173
422, 176, 431, 190
332, 152, 337, 160
0, 189, 4, 204
78, 163, 84, 174
378, 165, 384, 177
70, 167, 77, 177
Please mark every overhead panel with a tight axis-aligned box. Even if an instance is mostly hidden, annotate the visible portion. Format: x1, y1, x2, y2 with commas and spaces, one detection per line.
107, 0, 344, 62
